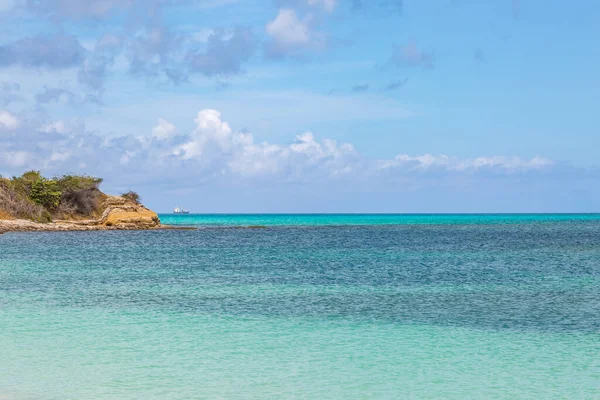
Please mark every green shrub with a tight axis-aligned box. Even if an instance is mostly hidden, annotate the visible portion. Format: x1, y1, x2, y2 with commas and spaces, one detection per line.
29, 177, 62, 211
9, 170, 40, 197
121, 190, 141, 204
0, 178, 50, 222
0, 171, 105, 222
56, 174, 103, 191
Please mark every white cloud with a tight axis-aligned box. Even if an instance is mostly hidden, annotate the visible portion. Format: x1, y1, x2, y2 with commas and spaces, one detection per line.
0, 110, 19, 130
152, 118, 177, 140
379, 154, 554, 172
266, 9, 311, 47
264, 8, 327, 58
41, 121, 67, 134
168, 109, 360, 180
3, 151, 30, 167
175, 109, 233, 159
0, 108, 558, 188
49, 151, 71, 162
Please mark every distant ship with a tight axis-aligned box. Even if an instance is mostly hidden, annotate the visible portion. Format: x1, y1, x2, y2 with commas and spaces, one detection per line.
173, 207, 190, 214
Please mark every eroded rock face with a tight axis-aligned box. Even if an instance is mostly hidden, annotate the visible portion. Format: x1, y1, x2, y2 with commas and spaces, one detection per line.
98, 196, 160, 229
0, 196, 161, 233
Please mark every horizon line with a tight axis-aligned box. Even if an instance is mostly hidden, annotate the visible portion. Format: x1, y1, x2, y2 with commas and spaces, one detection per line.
155, 212, 600, 215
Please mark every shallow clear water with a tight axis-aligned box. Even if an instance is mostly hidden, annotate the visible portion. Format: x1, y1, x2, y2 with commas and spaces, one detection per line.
1, 215, 599, 399
159, 213, 600, 227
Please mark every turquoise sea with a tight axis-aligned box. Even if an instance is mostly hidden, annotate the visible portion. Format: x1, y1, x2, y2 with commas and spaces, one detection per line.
1, 214, 599, 399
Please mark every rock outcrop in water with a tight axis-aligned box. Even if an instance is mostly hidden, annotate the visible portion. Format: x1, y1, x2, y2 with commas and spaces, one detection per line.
0, 195, 161, 233
0, 171, 165, 234
97, 196, 160, 229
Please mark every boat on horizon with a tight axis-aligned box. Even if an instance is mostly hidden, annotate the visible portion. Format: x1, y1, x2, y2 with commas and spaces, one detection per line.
173, 207, 190, 214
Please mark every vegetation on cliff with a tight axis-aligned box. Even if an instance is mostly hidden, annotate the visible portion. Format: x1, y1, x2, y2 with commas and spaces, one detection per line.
121, 190, 142, 205
0, 171, 160, 233
0, 171, 141, 223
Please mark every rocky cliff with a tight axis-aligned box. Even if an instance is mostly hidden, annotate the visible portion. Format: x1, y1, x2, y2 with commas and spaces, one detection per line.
0, 195, 161, 233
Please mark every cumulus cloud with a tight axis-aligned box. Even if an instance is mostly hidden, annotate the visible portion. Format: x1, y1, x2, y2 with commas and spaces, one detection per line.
265, 8, 326, 58
267, 9, 311, 47
175, 109, 233, 159
0, 109, 19, 130
0, 108, 357, 183
172, 109, 358, 179
0, 107, 561, 190
152, 118, 177, 140
0, 33, 86, 69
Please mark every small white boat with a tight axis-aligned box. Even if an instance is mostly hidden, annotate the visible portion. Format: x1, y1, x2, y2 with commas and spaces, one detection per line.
173, 207, 190, 214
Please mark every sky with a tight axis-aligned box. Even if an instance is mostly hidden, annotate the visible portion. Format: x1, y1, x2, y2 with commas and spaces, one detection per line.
0, 0, 599, 212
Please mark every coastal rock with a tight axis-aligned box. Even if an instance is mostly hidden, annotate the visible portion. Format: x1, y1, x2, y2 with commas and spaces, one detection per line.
98, 196, 160, 229
0, 196, 161, 233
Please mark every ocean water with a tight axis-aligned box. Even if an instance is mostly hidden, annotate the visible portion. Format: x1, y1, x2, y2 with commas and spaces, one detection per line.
1, 215, 599, 399
159, 213, 600, 227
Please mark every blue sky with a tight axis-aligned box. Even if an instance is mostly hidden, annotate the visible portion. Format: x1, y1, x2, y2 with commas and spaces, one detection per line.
0, 0, 599, 212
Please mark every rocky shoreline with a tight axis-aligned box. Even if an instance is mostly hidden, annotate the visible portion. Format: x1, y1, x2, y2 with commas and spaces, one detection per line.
0, 196, 181, 234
